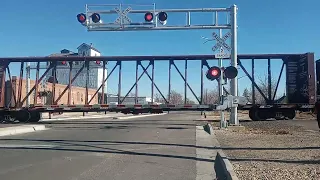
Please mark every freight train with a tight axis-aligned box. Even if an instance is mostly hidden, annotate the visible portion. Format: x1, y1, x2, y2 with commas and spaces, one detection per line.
0, 53, 318, 123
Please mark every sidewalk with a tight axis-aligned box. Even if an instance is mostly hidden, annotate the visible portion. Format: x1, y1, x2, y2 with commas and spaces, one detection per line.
40, 112, 132, 121
0, 124, 47, 137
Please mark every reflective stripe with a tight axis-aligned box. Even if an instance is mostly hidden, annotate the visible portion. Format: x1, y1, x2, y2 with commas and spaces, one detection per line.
28, 104, 211, 110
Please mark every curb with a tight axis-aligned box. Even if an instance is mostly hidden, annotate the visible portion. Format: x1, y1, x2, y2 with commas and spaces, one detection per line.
203, 123, 214, 135
115, 113, 167, 120
214, 151, 239, 180
0, 125, 47, 137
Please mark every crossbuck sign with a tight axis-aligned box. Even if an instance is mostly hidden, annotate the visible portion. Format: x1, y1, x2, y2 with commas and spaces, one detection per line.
114, 7, 132, 24
212, 32, 232, 52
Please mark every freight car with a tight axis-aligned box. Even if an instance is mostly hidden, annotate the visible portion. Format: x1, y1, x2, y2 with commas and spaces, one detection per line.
239, 53, 318, 121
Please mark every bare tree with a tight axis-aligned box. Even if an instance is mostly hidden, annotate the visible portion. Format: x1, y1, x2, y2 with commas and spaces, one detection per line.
154, 93, 165, 103
244, 75, 279, 104
154, 90, 187, 104
186, 98, 196, 104
129, 92, 136, 97
200, 88, 220, 104
168, 90, 184, 104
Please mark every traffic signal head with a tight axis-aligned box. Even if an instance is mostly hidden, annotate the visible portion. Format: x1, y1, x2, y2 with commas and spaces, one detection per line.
206, 66, 221, 81
77, 13, 86, 24
224, 66, 238, 79
144, 12, 154, 22
158, 12, 167, 25
91, 13, 101, 23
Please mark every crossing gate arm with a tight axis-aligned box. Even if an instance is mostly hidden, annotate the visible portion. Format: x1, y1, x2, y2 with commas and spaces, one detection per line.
25, 104, 216, 112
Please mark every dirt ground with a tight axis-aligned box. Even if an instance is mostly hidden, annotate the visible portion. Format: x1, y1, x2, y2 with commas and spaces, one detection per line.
203, 110, 316, 121
211, 110, 320, 180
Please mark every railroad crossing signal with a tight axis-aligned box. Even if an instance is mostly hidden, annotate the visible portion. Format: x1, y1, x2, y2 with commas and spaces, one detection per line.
212, 32, 232, 52
206, 66, 238, 81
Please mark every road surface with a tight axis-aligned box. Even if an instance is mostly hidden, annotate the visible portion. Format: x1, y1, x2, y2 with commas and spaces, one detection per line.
0, 112, 216, 180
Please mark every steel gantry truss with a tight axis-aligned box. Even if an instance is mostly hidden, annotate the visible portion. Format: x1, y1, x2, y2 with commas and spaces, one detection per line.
77, 3, 239, 124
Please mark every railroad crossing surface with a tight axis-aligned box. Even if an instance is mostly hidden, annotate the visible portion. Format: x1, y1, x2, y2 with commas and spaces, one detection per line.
0, 112, 219, 180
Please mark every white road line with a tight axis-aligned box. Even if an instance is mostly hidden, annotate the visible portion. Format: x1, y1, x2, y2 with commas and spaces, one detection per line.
196, 126, 217, 180
0, 144, 58, 148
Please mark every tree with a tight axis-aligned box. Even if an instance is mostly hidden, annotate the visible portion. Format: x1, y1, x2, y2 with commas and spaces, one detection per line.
154, 90, 196, 104
186, 98, 196, 104
244, 75, 279, 104
242, 88, 251, 101
199, 88, 220, 104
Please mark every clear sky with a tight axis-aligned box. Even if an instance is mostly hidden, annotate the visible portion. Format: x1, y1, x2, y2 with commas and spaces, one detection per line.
1, 0, 319, 102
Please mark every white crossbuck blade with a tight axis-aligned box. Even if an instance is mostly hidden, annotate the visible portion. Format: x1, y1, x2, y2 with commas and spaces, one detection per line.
216, 95, 249, 110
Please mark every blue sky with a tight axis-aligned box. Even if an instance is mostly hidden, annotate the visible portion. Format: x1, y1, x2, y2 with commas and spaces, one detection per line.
1, 0, 319, 102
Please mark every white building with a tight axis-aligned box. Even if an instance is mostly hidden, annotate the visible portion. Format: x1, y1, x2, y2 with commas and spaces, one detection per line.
46, 43, 107, 92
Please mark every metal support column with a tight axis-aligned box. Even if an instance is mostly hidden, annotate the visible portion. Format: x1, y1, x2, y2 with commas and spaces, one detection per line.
34, 62, 40, 106
251, 59, 255, 104
151, 60, 154, 104
200, 60, 204, 105
84, 61, 89, 116
26, 62, 30, 107
219, 29, 226, 128
68, 61, 73, 105
168, 60, 172, 103
230, 4, 238, 125
135, 60, 139, 104
118, 61, 122, 104
268, 58, 272, 103
101, 60, 106, 104
184, 60, 187, 104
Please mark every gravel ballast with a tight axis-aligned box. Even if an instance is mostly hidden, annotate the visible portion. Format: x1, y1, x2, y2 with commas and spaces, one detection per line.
214, 120, 320, 180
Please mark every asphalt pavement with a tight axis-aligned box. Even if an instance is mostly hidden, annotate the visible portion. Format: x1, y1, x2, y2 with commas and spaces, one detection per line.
0, 112, 216, 180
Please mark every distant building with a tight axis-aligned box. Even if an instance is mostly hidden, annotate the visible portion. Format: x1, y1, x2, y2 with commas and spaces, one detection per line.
45, 43, 107, 93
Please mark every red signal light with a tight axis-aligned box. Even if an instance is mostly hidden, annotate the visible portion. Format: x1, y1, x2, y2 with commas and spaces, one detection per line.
206, 66, 221, 81
211, 69, 219, 76
95, 60, 101, 64
144, 12, 153, 22
61, 61, 67, 65
77, 13, 86, 23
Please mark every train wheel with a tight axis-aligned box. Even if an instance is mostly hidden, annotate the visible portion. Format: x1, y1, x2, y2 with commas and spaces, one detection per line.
29, 111, 41, 122
249, 107, 262, 121
15, 110, 31, 123
284, 109, 296, 120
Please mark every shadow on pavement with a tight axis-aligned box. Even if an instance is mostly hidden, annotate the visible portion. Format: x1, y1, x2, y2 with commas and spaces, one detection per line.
0, 139, 215, 163
1, 138, 319, 151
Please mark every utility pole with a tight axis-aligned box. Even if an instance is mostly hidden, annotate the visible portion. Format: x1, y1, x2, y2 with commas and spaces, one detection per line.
230, 4, 238, 125
218, 29, 226, 128
26, 62, 31, 107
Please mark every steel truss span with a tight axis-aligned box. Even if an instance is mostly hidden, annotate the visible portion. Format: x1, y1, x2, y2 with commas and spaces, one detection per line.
0, 53, 315, 123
